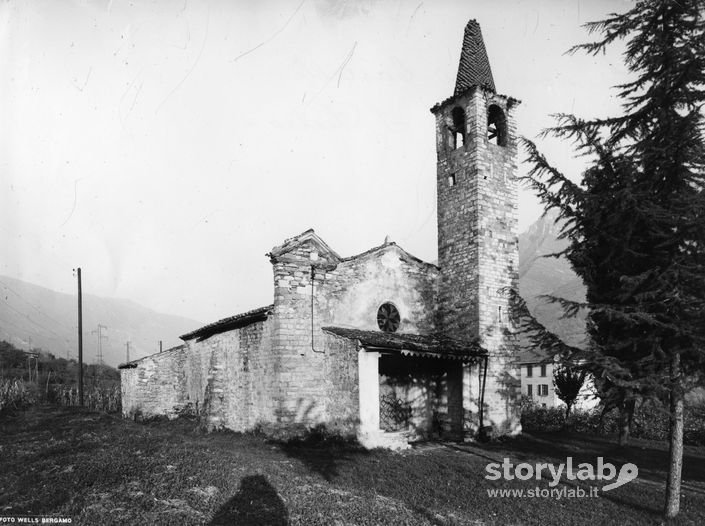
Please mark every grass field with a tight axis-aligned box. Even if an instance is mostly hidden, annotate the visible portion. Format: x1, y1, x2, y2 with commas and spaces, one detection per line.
1, 406, 704, 525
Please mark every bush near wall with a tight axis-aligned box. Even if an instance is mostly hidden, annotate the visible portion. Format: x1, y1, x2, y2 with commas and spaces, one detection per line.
520, 399, 705, 446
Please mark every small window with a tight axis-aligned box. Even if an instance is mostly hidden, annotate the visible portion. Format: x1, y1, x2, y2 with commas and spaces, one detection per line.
526, 365, 533, 378
448, 173, 456, 187
487, 104, 507, 146
377, 302, 400, 333
539, 384, 549, 397
540, 364, 547, 377
450, 106, 466, 150
527, 384, 533, 398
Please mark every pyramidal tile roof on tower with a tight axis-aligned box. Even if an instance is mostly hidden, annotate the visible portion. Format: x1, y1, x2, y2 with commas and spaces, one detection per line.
455, 19, 495, 95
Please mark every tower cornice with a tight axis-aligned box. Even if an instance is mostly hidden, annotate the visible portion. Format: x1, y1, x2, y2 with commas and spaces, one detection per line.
430, 85, 520, 115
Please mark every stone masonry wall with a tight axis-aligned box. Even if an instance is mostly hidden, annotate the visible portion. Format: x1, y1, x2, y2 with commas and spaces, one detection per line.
322, 332, 360, 435
185, 319, 272, 431
474, 90, 521, 433
120, 319, 272, 431
433, 86, 521, 434
120, 345, 189, 420
269, 239, 438, 431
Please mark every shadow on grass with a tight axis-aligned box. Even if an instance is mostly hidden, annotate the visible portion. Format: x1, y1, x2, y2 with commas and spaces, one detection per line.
279, 433, 369, 482
209, 475, 288, 526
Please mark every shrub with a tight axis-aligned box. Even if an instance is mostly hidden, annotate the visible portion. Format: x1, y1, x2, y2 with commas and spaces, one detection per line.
520, 404, 565, 432
521, 400, 705, 446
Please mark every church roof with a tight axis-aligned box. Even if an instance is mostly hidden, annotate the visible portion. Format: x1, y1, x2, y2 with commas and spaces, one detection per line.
322, 326, 486, 362
342, 239, 438, 269
180, 304, 273, 342
431, 20, 518, 114
268, 229, 341, 262
455, 19, 495, 95
118, 344, 186, 369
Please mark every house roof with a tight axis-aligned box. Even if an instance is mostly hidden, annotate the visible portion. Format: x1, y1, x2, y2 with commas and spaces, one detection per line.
322, 326, 486, 363
515, 348, 554, 365
179, 305, 273, 342
455, 19, 495, 95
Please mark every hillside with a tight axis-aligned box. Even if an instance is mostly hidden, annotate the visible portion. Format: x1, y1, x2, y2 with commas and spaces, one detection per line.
0, 276, 202, 367
518, 211, 587, 348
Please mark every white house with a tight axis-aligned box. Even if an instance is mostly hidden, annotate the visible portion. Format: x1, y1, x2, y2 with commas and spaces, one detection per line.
517, 350, 597, 411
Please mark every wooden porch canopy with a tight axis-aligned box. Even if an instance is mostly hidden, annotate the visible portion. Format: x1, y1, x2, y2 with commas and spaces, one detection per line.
322, 326, 487, 365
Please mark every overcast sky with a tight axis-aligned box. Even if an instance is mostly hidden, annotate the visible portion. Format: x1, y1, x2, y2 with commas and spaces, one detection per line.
1, 0, 630, 324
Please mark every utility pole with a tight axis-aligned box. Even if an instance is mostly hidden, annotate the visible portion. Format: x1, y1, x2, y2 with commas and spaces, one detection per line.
125, 341, 130, 363
159, 340, 162, 353
75, 267, 83, 406
92, 324, 108, 366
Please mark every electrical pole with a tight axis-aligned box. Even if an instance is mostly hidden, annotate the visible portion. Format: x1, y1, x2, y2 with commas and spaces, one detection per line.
159, 340, 162, 353
76, 267, 83, 407
125, 341, 130, 363
92, 324, 107, 366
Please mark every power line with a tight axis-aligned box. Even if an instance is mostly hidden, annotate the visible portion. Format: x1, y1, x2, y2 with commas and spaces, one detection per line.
0, 297, 67, 341
0, 278, 68, 329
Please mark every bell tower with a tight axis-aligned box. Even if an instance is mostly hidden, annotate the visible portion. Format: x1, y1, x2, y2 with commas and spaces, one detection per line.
431, 20, 520, 433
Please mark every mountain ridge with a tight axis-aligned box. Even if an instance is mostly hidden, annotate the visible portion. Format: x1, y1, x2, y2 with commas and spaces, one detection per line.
0, 275, 202, 367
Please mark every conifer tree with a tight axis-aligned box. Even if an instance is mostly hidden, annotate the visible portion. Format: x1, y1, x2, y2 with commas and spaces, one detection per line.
519, 0, 705, 517
553, 365, 587, 418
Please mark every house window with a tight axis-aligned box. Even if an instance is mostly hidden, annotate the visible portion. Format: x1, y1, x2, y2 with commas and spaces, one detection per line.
527, 384, 533, 398
526, 365, 533, 378
487, 104, 507, 146
448, 173, 456, 187
377, 302, 400, 333
540, 364, 547, 377
539, 384, 549, 397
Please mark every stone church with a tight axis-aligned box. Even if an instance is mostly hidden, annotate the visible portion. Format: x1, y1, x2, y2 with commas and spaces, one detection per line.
120, 19, 521, 448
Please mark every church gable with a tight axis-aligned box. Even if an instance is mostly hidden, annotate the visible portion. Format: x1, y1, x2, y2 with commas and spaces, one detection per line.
267, 229, 341, 266
327, 242, 439, 335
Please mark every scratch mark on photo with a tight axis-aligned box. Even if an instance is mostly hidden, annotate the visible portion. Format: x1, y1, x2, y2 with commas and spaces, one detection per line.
308, 41, 358, 105
73, 67, 93, 92
156, 11, 210, 114
337, 42, 357, 87
231, 0, 305, 63
407, 2, 423, 34
60, 178, 85, 228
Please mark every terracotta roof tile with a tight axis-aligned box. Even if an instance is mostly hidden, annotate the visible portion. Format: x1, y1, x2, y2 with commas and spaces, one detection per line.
322, 326, 486, 362
180, 305, 273, 341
